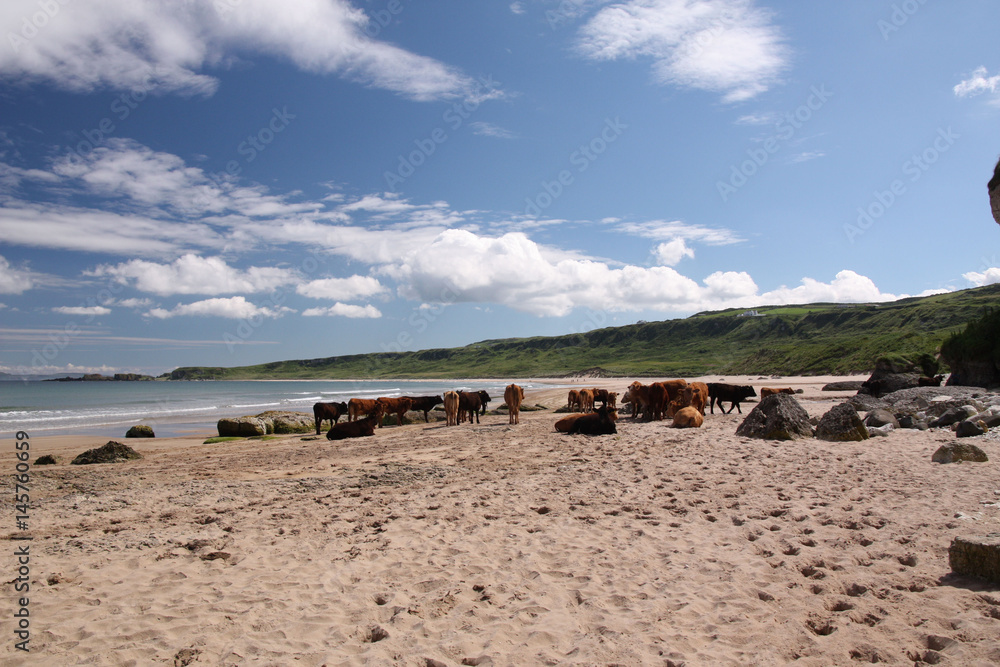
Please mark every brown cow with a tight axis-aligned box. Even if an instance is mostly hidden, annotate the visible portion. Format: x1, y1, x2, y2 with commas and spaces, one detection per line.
504, 383, 525, 425
327, 408, 384, 440
648, 382, 668, 421
313, 401, 348, 435
578, 388, 595, 412
567, 389, 582, 412
564, 405, 617, 435
556, 408, 619, 433
348, 397, 381, 421
760, 387, 794, 399
672, 406, 704, 429
457, 391, 482, 424
659, 379, 687, 402
443, 391, 459, 426
687, 381, 709, 415
627, 381, 652, 420
376, 396, 412, 427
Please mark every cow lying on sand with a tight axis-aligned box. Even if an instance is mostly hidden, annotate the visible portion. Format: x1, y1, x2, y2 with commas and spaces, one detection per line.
759, 387, 794, 399
327, 410, 383, 440
672, 406, 704, 428
313, 401, 348, 435
555, 405, 617, 435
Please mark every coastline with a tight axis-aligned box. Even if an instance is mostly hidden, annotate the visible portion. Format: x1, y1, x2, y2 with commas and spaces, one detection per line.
5, 374, 998, 664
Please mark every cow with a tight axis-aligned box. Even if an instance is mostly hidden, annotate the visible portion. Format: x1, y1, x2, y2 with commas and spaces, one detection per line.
504, 383, 525, 425
706, 383, 756, 414
687, 381, 710, 415
672, 406, 704, 429
648, 382, 668, 421
659, 379, 688, 403
565, 405, 617, 435
578, 388, 595, 412
627, 381, 652, 420
457, 391, 482, 424
348, 398, 381, 422
326, 409, 383, 440
477, 390, 491, 416
567, 389, 582, 412
313, 401, 348, 435
555, 408, 618, 433
443, 391, 460, 426
760, 387, 794, 399
593, 390, 618, 409
404, 395, 443, 423
376, 397, 412, 427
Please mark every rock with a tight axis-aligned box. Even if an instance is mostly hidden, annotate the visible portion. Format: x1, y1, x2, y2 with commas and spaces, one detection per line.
931, 442, 989, 464
822, 380, 865, 392
71, 441, 143, 465
125, 424, 155, 438
217, 417, 270, 437
897, 415, 928, 430
955, 420, 987, 438
34, 454, 58, 465
815, 403, 869, 441
864, 408, 899, 429
930, 407, 975, 429
949, 534, 1000, 583
848, 393, 888, 413
868, 424, 894, 438
971, 413, 1000, 429
257, 410, 314, 434
735, 394, 814, 441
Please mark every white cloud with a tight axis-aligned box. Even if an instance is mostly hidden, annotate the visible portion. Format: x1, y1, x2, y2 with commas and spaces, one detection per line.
296, 275, 386, 301
0, 255, 33, 294
653, 238, 695, 266
52, 306, 112, 316
147, 296, 291, 319
757, 270, 900, 305
91, 254, 299, 296
576, 0, 788, 102
618, 219, 743, 245
470, 122, 518, 139
954, 66, 1000, 98
302, 303, 382, 318
0, 0, 487, 102
964, 267, 1000, 287
510, 2, 526, 15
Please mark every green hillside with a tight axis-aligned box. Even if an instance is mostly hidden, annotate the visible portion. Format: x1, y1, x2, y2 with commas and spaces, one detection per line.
167, 284, 1000, 380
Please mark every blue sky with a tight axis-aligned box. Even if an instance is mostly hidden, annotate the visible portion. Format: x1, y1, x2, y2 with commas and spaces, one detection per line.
0, 0, 998, 376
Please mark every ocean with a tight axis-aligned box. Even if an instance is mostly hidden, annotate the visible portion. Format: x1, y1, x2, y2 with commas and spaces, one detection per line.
0, 379, 557, 438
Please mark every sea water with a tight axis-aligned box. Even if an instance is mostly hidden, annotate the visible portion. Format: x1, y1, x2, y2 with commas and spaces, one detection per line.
0, 379, 552, 438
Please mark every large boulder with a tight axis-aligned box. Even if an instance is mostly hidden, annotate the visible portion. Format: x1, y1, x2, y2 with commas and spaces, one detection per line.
71, 441, 143, 465
929, 406, 977, 429
125, 424, 155, 438
931, 442, 989, 464
848, 393, 888, 413
863, 409, 899, 429
950, 534, 1000, 583
822, 380, 865, 392
736, 394, 814, 441
815, 403, 869, 441
217, 416, 270, 437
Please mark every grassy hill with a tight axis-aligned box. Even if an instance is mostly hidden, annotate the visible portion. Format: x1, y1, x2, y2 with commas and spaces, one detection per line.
167, 284, 1000, 380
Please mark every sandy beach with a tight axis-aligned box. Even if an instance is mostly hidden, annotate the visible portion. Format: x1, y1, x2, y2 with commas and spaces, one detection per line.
3, 375, 1000, 666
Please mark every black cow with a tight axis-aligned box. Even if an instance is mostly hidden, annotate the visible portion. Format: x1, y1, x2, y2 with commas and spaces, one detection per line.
706, 383, 757, 414
567, 405, 617, 435
404, 395, 444, 423
313, 401, 348, 434
477, 390, 491, 416
326, 413, 382, 440
457, 391, 482, 424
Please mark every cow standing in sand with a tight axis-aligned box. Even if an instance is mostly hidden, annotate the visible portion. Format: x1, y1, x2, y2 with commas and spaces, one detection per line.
504, 384, 525, 425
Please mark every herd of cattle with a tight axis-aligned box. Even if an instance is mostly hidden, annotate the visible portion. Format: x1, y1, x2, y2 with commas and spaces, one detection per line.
312, 379, 792, 440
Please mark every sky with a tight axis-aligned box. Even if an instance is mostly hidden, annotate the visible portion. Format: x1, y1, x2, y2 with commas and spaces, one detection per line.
0, 0, 998, 376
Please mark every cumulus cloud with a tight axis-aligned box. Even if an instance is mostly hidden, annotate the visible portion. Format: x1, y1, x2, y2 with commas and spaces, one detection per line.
757, 270, 901, 305
147, 296, 291, 319
0, 0, 487, 102
964, 267, 1000, 287
576, 0, 788, 102
0, 255, 33, 294
91, 254, 299, 296
302, 303, 382, 318
954, 66, 1000, 98
296, 275, 387, 301
653, 238, 695, 266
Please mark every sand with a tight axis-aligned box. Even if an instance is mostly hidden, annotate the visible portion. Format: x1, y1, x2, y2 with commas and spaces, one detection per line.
3, 375, 1000, 666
